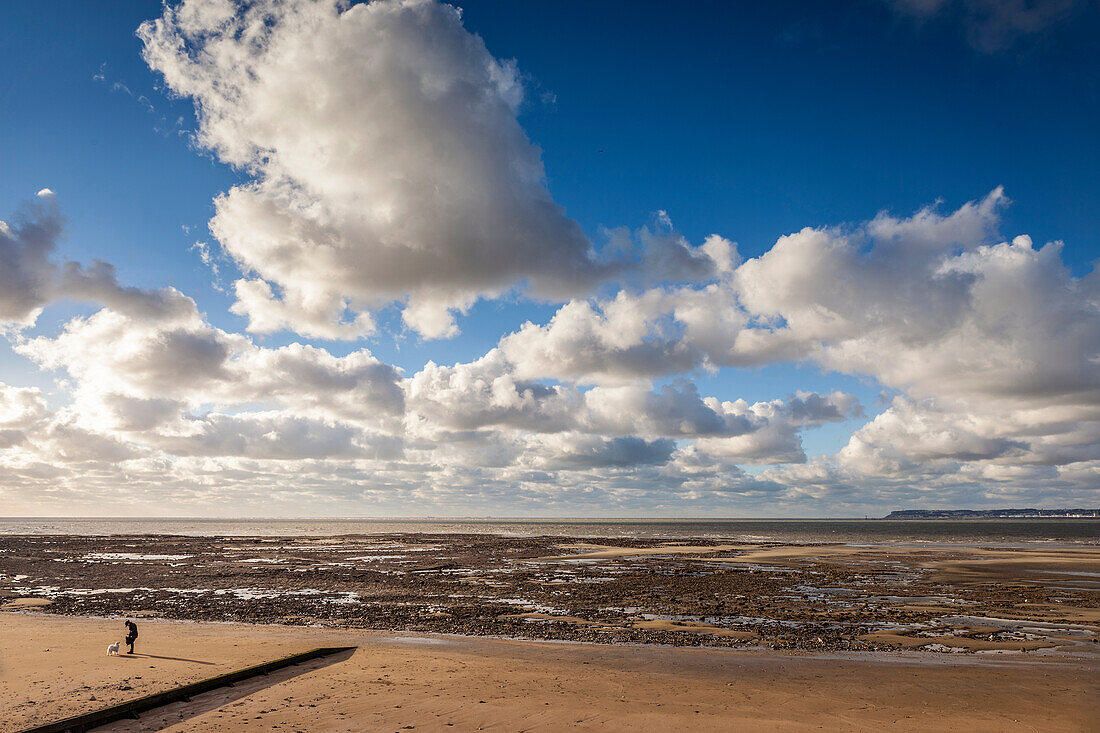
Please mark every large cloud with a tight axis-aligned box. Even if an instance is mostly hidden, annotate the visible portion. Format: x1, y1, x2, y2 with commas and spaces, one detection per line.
138, 0, 618, 340
139, 0, 728, 340
736, 193, 1100, 439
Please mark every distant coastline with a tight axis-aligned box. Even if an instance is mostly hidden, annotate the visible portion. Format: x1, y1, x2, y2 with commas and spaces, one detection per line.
884, 508, 1100, 519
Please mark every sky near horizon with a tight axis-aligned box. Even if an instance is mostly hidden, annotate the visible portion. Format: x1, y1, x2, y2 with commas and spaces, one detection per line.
0, 0, 1098, 517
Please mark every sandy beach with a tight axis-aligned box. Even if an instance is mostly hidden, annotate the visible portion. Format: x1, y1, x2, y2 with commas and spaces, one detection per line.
1, 612, 1096, 732
2, 530, 1097, 730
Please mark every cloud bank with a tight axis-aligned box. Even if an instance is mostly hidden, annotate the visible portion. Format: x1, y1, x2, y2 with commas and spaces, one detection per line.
2, 181, 1096, 516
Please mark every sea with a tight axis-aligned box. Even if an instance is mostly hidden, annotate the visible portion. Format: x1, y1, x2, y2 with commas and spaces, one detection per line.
0, 518, 1096, 546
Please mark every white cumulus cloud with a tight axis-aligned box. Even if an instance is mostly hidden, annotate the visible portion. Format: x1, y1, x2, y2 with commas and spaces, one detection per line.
139, 0, 615, 339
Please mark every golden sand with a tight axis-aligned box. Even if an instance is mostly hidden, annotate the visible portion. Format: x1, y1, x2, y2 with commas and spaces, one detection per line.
2, 613, 1095, 732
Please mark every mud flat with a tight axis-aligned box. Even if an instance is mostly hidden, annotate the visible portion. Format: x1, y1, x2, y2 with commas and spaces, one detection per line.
2, 533, 1097, 656
1, 614, 1096, 732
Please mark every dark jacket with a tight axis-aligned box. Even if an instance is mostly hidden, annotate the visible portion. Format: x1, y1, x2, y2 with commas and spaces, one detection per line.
125, 621, 138, 641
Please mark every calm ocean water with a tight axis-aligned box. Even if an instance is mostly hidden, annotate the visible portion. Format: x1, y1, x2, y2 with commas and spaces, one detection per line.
0, 518, 1096, 546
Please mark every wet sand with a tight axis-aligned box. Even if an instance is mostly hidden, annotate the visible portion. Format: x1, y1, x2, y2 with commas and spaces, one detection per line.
1, 613, 1096, 732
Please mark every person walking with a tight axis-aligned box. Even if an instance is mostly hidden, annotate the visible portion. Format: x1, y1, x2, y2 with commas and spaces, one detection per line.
124, 619, 138, 654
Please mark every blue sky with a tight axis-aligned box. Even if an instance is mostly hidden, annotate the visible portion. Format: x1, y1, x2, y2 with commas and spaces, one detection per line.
0, 0, 1097, 516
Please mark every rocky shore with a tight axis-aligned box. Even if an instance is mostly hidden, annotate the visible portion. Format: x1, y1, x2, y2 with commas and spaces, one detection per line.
2, 533, 1097, 655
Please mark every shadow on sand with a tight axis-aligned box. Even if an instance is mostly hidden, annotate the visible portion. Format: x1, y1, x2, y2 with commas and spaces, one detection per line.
100, 648, 357, 731
117, 653, 216, 665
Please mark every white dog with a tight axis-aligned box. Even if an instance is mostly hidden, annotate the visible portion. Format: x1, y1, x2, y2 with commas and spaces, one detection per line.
106, 641, 120, 656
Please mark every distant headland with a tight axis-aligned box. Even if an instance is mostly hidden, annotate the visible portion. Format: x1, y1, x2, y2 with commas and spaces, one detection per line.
884, 508, 1099, 519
